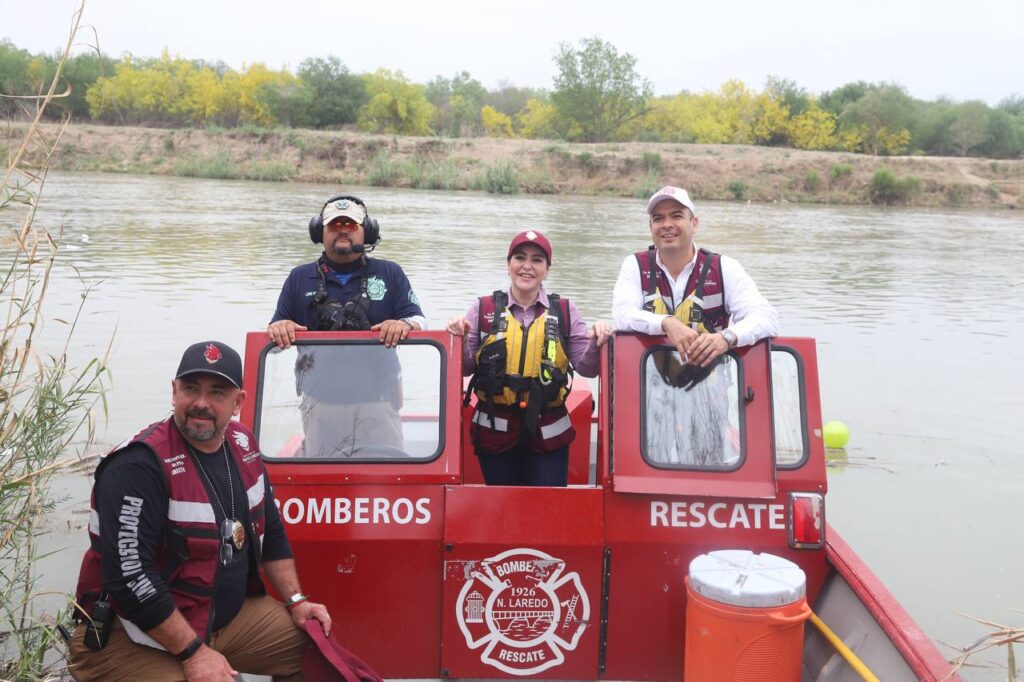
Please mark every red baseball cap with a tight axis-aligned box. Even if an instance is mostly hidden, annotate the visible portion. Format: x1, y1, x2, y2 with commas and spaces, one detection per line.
507, 230, 552, 264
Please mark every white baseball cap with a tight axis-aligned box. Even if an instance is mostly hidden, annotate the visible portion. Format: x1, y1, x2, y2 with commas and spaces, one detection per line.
647, 186, 696, 215
322, 198, 367, 225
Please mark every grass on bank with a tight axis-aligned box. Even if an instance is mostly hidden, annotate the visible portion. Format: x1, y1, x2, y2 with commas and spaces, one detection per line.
366, 151, 528, 195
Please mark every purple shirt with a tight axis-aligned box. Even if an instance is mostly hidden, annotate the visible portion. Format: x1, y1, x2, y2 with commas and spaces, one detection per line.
462, 288, 600, 378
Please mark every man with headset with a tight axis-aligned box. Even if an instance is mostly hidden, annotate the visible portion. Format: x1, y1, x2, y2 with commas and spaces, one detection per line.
268, 194, 426, 457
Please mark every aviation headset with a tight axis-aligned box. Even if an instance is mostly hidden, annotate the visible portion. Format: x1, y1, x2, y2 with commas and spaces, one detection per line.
308, 194, 381, 246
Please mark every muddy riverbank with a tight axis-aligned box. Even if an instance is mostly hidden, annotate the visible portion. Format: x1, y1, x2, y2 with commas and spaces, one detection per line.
5, 122, 1021, 208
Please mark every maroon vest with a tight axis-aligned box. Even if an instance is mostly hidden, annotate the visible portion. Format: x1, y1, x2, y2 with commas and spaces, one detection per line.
634, 247, 729, 332
74, 418, 267, 645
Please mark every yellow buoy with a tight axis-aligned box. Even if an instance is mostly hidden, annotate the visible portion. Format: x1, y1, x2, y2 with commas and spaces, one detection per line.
823, 421, 850, 449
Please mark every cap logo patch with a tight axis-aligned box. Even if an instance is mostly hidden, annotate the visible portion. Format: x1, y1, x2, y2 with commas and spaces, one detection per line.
525, 230, 538, 240
204, 343, 222, 364
335, 200, 350, 209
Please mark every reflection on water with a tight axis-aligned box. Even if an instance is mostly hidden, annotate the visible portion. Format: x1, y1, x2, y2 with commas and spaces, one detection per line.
25, 171, 1024, 676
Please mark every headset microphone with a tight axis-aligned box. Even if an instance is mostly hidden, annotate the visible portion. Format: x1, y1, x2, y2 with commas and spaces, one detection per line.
350, 244, 365, 253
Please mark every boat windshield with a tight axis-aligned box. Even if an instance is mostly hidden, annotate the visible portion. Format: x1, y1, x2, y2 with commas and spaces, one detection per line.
641, 347, 742, 470
255, 340, 444, 462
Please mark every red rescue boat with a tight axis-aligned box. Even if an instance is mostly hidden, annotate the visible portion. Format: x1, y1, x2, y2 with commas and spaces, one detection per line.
239, 331, 956, 681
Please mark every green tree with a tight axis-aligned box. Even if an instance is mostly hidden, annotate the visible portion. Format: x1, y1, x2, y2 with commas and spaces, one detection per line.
838, 84, 914, 155
0, 39, 36, 117
56, 50, 117, 120
358, 69, 433, 136
258, 78, 314, 128
551, 37, 652, 142
979, 108, 1023, 158
819, 81, 872, 117
912, 99, 957, 156
425, 71, 486, 137
947, 100, 992, 156
297, 56, 366, 128
998, 94, 1024, 117
765, 76, 810, 117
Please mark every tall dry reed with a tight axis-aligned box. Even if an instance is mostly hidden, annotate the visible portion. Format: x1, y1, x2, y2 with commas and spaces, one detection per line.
1, 3, 110, 680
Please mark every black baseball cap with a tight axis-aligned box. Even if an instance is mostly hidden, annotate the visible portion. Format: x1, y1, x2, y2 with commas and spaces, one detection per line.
175, 341, 243, 388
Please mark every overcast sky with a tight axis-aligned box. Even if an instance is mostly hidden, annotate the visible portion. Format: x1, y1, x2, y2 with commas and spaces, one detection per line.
5, 0, 1022, 105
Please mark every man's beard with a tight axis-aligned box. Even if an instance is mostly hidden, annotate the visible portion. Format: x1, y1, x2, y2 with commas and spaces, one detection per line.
175, 411, 220, 443
331, 240, 354, 256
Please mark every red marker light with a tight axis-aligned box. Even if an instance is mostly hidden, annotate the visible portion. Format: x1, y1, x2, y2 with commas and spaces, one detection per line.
788, 492, 825, 549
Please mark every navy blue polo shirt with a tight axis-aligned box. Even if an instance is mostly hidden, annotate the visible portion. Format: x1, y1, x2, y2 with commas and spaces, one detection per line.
272, 256, 425, 405
271, 256, 424, 329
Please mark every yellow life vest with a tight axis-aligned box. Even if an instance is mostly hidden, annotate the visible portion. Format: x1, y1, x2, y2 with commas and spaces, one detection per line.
651, 295, 712, 334
474, 292, 571, 409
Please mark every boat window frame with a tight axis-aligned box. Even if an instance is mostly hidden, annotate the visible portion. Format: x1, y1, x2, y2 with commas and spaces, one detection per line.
770, 344, 810, 470
253, 337, 447, 464
638, 344, 746, 473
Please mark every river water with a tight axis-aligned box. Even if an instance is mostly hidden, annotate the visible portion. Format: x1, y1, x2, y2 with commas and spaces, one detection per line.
23, 171, 1024, 678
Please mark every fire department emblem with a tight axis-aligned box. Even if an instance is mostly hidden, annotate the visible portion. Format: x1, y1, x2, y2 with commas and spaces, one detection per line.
455, 548, 589, 676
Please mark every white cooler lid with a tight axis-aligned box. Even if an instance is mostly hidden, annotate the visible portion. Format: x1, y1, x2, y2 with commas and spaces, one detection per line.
688, 550, 806, 607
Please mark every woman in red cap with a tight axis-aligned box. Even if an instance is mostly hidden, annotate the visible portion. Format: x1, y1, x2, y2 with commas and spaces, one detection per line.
446, 230, 611, 486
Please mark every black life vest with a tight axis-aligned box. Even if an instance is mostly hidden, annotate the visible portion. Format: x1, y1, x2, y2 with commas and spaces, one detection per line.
313, 255, 372, 331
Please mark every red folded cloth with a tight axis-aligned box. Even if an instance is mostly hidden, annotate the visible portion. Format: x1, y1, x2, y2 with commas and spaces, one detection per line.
301, 619, 383, 682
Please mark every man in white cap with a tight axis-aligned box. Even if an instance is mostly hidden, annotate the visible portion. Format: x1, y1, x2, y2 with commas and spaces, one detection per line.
268, 193, 425, 347
611, 187, 779, 465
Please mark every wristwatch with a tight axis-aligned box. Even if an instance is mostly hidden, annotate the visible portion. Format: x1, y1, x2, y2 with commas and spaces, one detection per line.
721, 329, 738, 349
284, 592, 309, 610
176, 636, 203, 662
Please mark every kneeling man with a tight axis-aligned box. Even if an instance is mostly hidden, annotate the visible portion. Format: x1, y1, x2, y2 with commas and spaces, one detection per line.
69, 341, 329, 681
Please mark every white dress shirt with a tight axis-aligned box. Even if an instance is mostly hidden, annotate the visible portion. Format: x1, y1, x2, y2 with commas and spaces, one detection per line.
611, 245, 779, 347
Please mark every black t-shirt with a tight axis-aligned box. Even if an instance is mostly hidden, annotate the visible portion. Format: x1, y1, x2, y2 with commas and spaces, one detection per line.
95, 441, 292, 633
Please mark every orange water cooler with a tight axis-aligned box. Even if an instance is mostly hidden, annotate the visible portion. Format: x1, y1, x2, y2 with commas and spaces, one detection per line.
683, 550, 811, 681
